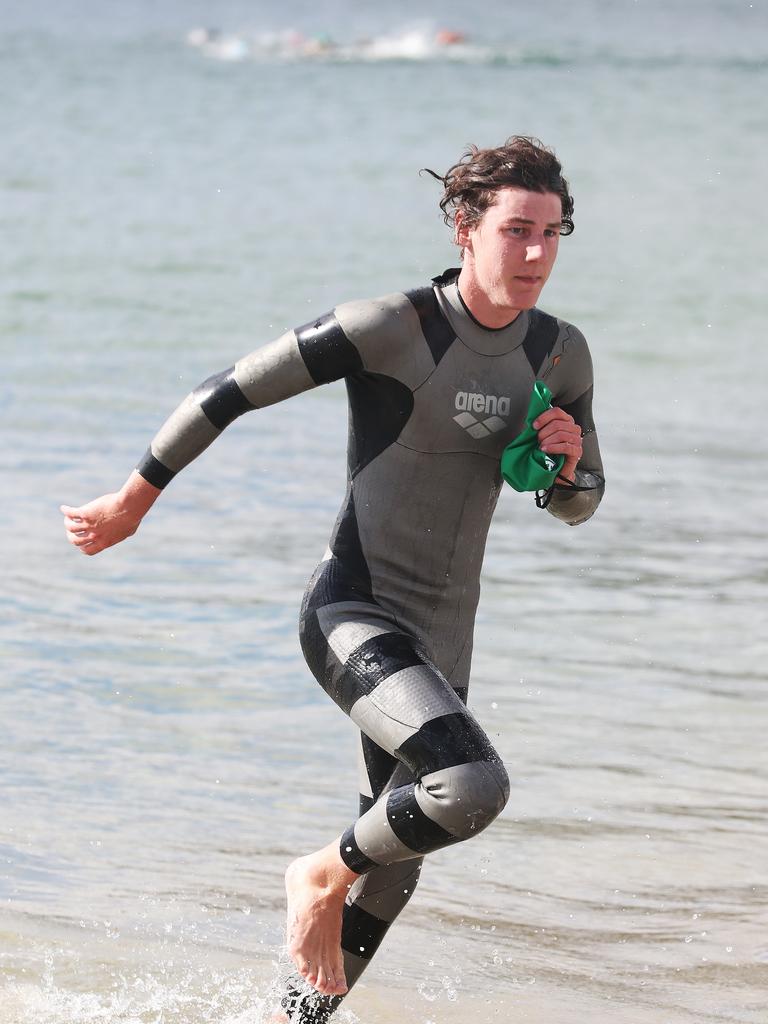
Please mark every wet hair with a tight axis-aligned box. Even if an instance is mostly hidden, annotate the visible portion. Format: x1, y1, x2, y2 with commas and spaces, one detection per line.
422, 136, 574, 236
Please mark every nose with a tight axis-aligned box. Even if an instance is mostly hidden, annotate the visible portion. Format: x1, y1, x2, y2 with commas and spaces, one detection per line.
525, 243, 544, 261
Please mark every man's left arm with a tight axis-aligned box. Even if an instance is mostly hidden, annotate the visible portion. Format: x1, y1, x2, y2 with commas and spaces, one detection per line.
533, 326, 605, 526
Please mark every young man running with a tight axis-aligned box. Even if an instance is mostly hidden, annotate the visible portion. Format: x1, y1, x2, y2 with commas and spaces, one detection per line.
62, 137, 604, 1022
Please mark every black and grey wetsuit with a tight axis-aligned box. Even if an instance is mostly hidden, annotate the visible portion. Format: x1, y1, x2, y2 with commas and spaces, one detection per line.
137, 268, 604, 1021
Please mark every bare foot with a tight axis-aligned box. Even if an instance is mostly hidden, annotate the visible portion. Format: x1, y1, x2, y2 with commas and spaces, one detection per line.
285, 840, 359, 997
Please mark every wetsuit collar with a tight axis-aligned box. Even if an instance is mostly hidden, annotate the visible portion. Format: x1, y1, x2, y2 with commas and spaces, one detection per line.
432, 268, 531, 357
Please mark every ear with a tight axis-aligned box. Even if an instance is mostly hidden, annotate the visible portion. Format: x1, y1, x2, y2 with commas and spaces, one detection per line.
454, 209, 473, 252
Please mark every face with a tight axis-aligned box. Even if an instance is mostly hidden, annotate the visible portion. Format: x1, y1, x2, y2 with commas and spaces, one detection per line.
456, 187, 562, 322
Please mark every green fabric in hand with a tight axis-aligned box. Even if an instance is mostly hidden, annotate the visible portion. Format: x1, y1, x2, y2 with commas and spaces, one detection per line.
500, 381, 565, 492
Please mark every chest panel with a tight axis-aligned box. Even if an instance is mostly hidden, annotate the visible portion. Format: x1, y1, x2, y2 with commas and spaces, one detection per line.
398, 341, 536, 458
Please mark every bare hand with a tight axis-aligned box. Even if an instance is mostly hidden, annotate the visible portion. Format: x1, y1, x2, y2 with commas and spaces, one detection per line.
532, 407, 582, 483
60, 494, 143, 556
61, 472, 161, 556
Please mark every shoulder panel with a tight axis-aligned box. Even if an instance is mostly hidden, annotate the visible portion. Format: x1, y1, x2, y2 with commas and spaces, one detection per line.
334, 292, 440, 389
522, 309, 560, 376
404, 285, 456, 367
544, 320, 594, 406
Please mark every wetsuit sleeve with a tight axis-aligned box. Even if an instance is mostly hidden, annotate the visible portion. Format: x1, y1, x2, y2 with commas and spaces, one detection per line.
545, 326, 605, 526
136, 310, 366, 489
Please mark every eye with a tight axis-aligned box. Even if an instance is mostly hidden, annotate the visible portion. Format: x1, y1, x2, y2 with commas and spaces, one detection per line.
507, 226, 527, 236
544, 228, 558, 238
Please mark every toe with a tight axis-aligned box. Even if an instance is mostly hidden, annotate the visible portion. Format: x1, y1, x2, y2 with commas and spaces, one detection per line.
293, 953, 305, 974
329, 956, 346, 994
314, 963, 330, 993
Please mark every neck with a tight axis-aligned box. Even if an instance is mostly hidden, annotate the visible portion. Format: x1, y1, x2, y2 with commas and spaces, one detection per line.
456, 265, 522, 329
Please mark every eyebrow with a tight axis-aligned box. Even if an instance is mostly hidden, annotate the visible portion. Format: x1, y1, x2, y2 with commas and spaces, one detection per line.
503, 217, 563, 228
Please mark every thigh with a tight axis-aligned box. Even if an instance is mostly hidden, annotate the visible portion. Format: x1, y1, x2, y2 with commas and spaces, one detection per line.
303, 582, 472, 757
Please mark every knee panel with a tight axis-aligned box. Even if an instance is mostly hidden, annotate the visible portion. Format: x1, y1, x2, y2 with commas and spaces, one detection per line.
418, 759, 510, 840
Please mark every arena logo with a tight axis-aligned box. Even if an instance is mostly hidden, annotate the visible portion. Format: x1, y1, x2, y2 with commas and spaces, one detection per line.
453, 391, 511, 439
455, 392, 511, 417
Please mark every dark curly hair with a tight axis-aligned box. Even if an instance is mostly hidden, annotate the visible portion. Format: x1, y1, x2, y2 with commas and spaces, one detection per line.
423, 136, 574, 236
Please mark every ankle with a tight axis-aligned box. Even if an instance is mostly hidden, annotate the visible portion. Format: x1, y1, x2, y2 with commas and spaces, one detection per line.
290, 842, 359, 897
318, 841, 359, 894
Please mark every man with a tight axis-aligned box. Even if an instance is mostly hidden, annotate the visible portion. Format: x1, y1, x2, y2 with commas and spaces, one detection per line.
61, 136, 604, 1022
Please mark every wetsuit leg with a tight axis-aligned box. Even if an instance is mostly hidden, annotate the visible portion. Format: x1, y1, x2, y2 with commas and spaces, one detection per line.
300, 559, 510, 874
281, 735, 423, 1023
282, 559, 509, 1023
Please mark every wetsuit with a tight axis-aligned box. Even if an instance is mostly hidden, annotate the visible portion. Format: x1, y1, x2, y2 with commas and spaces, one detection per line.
137, 268, 604, 1021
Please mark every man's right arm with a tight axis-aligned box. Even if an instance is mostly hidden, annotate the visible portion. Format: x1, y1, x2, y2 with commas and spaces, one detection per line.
61, 310, 369, 556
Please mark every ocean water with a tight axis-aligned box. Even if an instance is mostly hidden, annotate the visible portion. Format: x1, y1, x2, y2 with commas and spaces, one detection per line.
3, 1, 768, 1022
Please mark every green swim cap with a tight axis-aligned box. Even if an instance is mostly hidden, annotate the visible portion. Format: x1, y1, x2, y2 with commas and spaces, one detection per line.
500, 381, 564, 492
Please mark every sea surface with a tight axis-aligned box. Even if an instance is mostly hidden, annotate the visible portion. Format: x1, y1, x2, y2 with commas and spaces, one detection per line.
2, 1, 768, 1022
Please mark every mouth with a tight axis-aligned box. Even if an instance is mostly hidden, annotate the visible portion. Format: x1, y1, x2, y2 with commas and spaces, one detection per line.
514, 276, 542, 285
